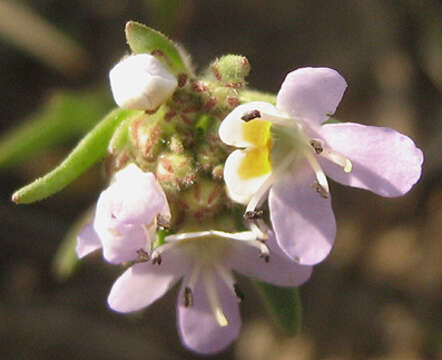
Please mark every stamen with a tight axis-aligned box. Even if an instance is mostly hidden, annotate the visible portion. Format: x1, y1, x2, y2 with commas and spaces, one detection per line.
244, 209, 264, 220
152, 254, 162, 265
184, 287, 193, 307
135, 248, 150, 263
246, 149, 297, 214
313, 181, 329, 199
241, 109, 261, 121
320, 148, 353, 173
156, 214, 170, 229
150, 242, 176, 264
203, 272, 228, 327
248, 222, 269, 241
304, 150, 330, 195
310, 139, 324, 154
233, 284, 245, 302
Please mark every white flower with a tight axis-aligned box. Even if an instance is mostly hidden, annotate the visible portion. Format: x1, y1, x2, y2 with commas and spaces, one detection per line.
109, 54, 177, 110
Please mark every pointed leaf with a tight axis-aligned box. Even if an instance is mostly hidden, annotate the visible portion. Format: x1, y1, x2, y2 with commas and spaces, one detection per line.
254, 281, 302, 335
12, 108, 140, 204
52, 207, 94, 281
0, 90, 111, 168
125, 21, 187, 74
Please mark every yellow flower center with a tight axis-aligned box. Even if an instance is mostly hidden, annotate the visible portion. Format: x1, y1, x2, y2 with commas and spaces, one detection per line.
238, 119, 272, 179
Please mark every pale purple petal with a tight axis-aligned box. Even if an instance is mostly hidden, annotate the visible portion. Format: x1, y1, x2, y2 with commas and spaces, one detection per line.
107, 250, 188, 313
95, 164, 166, 232
319, 123, 424, 197
75, 223, 101, 258
100, 225, 147, 264
229, 238, 313, 286
177, 273, 241, 354
276, 67, 347, 127
269, 161, 336, 265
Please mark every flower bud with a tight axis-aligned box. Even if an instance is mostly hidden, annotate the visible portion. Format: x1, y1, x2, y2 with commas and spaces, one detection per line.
109, 54, 178, 110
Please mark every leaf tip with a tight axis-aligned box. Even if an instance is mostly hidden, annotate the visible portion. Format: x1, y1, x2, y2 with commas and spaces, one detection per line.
11, 191, 21, 204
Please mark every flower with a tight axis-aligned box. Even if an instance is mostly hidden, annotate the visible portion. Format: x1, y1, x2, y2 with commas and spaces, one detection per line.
219, 67, 424, 265
76, 164, 312, 355
109, 54, 178, 110
107, 229, 312, 355
76, 163, 169, 264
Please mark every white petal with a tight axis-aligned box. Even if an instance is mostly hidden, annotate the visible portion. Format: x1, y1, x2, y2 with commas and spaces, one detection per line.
109, 54, 177, 110
219, 101, 279, 148
223, 149, 271, 205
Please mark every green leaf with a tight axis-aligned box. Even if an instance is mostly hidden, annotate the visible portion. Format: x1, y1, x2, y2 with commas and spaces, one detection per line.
239, 89, 276, 105
52, 207, 94, 281
125, 21, 187, 74
254, 281, 302, 335
0, 89, 111, 169
12, 108, 140, 204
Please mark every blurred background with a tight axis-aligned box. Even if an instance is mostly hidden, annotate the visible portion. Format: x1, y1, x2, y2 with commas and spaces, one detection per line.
0, 1, 440, 359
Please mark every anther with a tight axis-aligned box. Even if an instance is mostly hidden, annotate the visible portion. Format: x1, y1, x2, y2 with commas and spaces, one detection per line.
260, 253, 270, 263
135, 249, 150, 263
310, 139, 323, 154
241, 109, 261, 121
233, 284, 245, 302
152, 254, 162, 265
157, 214, 170, 229
244, 209, 264, 220
184, 287, 193, 307
313, 181, 329, 199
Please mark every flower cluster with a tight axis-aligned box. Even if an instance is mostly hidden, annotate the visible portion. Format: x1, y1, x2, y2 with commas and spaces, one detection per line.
76, 25, 423, 355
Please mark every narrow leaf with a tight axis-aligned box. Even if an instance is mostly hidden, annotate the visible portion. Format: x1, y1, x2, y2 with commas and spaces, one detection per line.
12, 108, 140, 204
254, 281, 302, 335
0, 90, 111, 168
125, 21, 186, 74
52, 207, 94, 281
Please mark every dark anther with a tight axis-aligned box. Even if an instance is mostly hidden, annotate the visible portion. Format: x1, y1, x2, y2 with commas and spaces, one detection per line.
260, 253, 270, 263
157, 215, 170, 229
312, 182, 329, 199
244, 210, 264, 220
310, 139, 323, 154
135, 249, 150, 263
233, 284, 245, 302
152, 254, 162, 265
184, 287, 193, 307
241, 110, 261, 121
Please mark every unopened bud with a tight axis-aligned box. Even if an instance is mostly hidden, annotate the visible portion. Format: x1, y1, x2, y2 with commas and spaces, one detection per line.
156, 151, 197, 192
109, 54, 178, 110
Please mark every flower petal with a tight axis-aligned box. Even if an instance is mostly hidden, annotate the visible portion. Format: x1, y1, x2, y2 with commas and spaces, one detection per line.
269, 161, 336, 265
229, 237, 313, 286
319, 123, 424, 197
177, 273, 241, 355
98, 164, 166, 229
100, 225, 148, 264
219, 101, 279, 148
75, 223, 101, 258
224, 149, 271, 204
276, 67, 347, 127
107, 251, 187, 313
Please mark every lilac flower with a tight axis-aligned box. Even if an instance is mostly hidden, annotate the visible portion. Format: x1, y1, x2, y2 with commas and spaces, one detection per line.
219, 67, 424, 266
76, 163, 169, 264
107, 229, 312, 354
76, 163, 312, 354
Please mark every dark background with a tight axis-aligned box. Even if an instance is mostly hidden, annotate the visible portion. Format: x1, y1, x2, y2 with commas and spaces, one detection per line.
0, 1, 440, 359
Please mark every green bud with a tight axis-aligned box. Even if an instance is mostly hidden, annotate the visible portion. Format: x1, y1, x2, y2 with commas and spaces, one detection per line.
129, 114, 163, 163
180, 178, 225, 220
209, 55, 250, 85
156, 151, 197, 192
